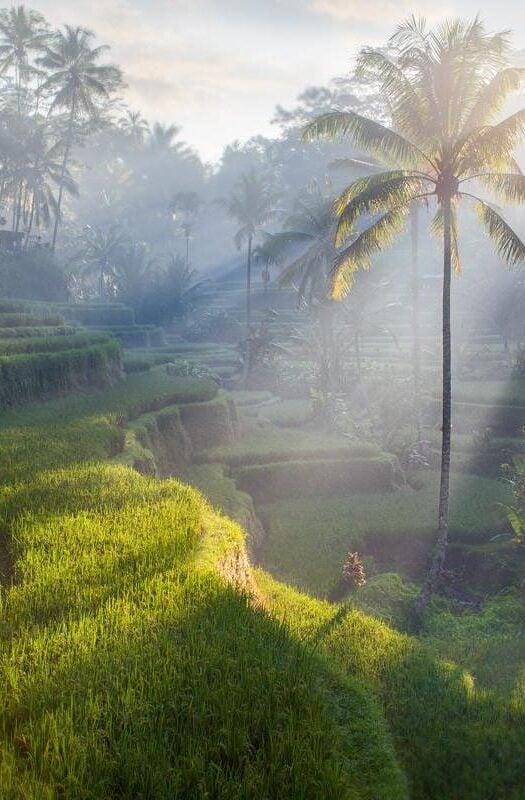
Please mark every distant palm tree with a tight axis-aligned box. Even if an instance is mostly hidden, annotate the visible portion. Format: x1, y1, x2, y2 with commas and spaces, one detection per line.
38, 25, 121, 250
149, 122, 180, 151
118, 109, 149, 145
253, 238, 280, 292
271, 185, 337, 306
169, 191, 201, 267
227, 169, 277, 329
76, 224, 128, 298
304, 16, 525, 613
22, 120, 78, 244
0, 5, 49, 113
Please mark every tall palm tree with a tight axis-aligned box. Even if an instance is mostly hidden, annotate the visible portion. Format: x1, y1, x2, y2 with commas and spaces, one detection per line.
304, 16, 525, 614
0, 5, 49, 114
227, 169, 277, 329
38, 25, 121, 250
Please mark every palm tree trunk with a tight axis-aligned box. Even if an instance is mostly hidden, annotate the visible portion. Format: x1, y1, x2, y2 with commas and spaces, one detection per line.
246, 233, 252, 330
354, 328, 362, 382
411, 204, 423, 447
51, 99, 75, 251
415, 195, 452, 618
24, 194, 36, 249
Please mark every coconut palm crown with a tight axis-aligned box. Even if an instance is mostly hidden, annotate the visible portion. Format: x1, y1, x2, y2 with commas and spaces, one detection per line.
303, 15, 525, 614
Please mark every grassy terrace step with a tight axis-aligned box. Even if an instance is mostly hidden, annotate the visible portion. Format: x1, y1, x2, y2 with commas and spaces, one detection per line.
0, 331, 112, 355
0, 312, 64, 328
0, 339, 122, 410
0, 368, 217, 485
256, 472, 513, 596
198, 426, 382, 467
93, 325, 164, 348
58, 303, 136, 327
0, 325, 76, 338
234, 457, 400, 502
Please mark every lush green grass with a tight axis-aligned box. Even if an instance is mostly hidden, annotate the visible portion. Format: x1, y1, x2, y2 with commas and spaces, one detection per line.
0, 465, 405, 799
201, 424, 382, 466
0, 312, 64, 328
1, 341, 524, 797
172, 463, 256, 527
257, 472, 513, 596
257, 397, 314, 427
422, 588, 525, 696
257, 570, 525, 800
0, 331, 111, 355
452, 380, 525, 407
0, 325, 77, 338
0, 368, 217, 485
0, 340, 122, 409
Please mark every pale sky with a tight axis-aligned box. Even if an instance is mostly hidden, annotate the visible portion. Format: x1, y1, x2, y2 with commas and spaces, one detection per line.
30, 0, 525, 162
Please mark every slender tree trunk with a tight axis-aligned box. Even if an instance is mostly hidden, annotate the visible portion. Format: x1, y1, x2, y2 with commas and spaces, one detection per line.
411, 204, 424, 448
24, 193, 36, 249
51, 100, 75, 251
246, 233, 252, 330
415, 194, 452, 618
354, 328, 362, 382
99, 259, 106, 299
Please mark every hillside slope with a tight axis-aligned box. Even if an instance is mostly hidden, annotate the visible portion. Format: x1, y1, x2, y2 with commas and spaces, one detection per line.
0, 370, 523, 798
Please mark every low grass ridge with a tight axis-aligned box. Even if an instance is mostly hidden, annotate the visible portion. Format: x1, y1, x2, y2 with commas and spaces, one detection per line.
0, 339, 122, 409
0, 368, 218, 485
0, 331, 112, 355
0, 325, 77, 338
0, 312, 64, 328
200, 425, 382, 467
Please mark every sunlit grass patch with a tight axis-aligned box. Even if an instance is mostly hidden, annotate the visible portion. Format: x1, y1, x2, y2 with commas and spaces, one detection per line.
0, 369, 217, 485
0, 464, 405, 799
257, 569, 525, 800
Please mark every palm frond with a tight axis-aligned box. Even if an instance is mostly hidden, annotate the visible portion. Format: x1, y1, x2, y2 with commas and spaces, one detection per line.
458, 109, 525, 173
335, 170, 427, 211
335, 175, 429, 246
330, 209, 408, 299
328, 157, 380, 172
466, 172, 525, 204
459, 67, 525, 135
302, 110, 433, 170
356, 48, 432, 142
469, 195, 525, 266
